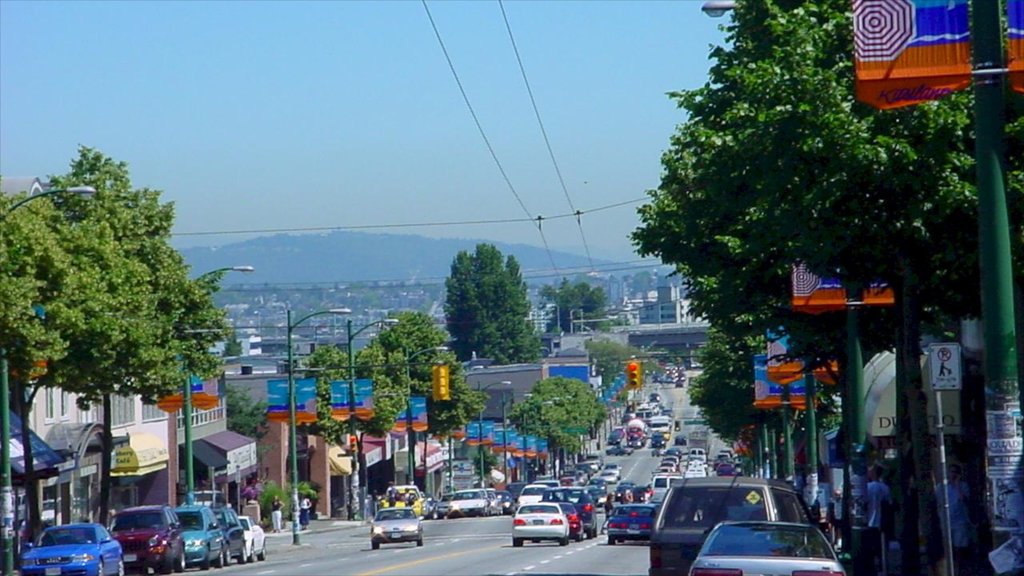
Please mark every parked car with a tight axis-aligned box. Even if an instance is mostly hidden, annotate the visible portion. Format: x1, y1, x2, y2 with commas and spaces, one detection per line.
690, 521, 845, 575
606, 503, 658, 545
448, 489, 493, 517
109, 504, 185, 574
174, 505, 226, 570
370, 507, 423, 549
555, 502, 585, 542
21, 524, 124, 576
237, 515, 266, 562
211, 506, 247, 564
511, 503, 569, 547
541, 488, 598, 539
648, 477, 813, 576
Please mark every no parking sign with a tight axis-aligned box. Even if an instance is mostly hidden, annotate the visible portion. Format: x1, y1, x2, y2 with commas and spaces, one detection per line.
928, 343, 962, 391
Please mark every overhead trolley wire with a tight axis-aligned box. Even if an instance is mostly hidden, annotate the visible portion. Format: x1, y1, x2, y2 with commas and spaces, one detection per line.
421, 0, 560, 276
172, 196, 645, 238
498, 0, 595, 273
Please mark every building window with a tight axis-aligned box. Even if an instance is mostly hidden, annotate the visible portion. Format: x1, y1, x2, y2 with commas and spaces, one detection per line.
45, 388, 55, 422
141, 403, 166, 423
111, 395, 135, 428
60, 391, 70, 420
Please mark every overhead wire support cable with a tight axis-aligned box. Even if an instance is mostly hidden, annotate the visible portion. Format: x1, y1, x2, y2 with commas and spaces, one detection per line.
498, 0, 595, 273
422, 0, 559, 277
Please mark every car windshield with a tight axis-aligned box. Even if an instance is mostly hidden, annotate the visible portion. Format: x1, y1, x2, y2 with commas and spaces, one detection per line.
662, 487, 768, 528
704, 524, 835, 559
375, 509, 416, 521
111, 512, 164, 532
521, 486, 547, 496
39, 527, 96, 546
238, 517, 251, 530
517, 504, 560, 515
453, 490, 485, 500
176, 511, 205, 530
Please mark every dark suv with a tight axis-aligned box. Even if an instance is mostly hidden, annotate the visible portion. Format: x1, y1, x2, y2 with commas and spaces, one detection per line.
541, 488, 598, 539
648, 477, 812, 576
211, 506, 247, 564
110, 505, 185, 574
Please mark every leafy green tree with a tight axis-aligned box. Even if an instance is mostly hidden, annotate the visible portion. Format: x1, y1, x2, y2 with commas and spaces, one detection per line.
444, 244, 539, 364
225, 383, 267, 441
631, 2, 1021, 569
539, 279, 608, 332
585, 339, 642, 387
509, 377, 605, 458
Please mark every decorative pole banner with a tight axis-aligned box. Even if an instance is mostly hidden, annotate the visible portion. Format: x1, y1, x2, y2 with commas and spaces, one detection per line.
791, 264, 894, 313
537, 438, 549, 457
524, 435, 538, 458
266, 378, 318, 424
481, 421, 495, 445
853, 0, 971, 109
766, 331, 804, 385
465, 422, 483, 446
1011, 0, 1024, 93
754, 355, 808, 410
330, 381, 351, 421
190, 375, 220, 410
266, 379, 289, 422
353, 379, 375, 421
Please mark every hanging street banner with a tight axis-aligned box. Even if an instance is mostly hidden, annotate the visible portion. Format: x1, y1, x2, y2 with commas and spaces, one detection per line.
754, 355, 807, 411
266, 377, 318, 424
766, 331, 804, 385
393, 396, 429, 433
330, 381, 352, 421
190, 375, 220, 410
791, 264, 894, 314
1011, 0, 1024, 93
852, 0, 971, 109
353, 379, 375, 421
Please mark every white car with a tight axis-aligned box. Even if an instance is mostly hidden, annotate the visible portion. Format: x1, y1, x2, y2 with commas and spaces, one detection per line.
448, 489, 493, 517
512, 503, 569, 547
684, 462, 708, 478
516, 484, 552, 508
237, 515, 266, 562
598, 469, 620, 484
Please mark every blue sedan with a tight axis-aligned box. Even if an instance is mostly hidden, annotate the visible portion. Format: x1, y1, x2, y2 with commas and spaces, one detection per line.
606, 503, 657, 545
21, 523, 123, 576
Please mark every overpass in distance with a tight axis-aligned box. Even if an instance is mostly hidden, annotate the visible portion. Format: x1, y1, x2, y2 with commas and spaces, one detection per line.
614, 321, 710, 359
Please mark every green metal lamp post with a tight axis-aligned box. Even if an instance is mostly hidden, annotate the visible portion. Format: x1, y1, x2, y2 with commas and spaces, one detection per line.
286, 308, 351, 545
345, 317, 398, 520
183, 266, 253, 506
1, 185, 95, 576
475, 382, 511, 487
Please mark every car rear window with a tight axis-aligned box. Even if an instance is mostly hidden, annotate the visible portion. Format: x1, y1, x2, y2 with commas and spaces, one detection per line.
703, 524, 835, 559
521, 486, 547, 496
660, 486, 768, 529
614, 505, 655, 517
518, 504, 560, 515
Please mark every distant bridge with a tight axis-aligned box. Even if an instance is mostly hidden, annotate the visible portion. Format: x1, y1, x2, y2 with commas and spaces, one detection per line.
615, 322, 710, 355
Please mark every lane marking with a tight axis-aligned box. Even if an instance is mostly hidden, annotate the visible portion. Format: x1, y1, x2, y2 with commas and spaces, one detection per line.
523, 565, 535, 571
353, 544, 502, 576
256, 571, 275, 575
540, 560, 550, 564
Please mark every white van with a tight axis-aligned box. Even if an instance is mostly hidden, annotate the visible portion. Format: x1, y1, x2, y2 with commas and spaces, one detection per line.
688, 448, 707, 462
651, 473, 681, 500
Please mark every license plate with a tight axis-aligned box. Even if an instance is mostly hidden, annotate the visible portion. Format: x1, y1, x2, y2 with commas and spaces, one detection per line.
45, 568, 61, 576
124, 553, 138, 562
629, 524, 639, 530
531, 519, 545, 525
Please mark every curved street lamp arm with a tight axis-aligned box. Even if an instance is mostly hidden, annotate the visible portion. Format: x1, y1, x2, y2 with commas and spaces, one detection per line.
1, 186, 96, 222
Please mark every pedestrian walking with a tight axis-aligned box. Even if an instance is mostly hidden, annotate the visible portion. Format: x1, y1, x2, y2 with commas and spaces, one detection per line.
300, 496, 312, 530
602, 494, 615, 534
863, 464, 891, 575
271, 496, 283, 533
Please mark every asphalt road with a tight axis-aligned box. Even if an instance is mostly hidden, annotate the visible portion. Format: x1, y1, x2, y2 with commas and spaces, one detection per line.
216, 381, 696, 576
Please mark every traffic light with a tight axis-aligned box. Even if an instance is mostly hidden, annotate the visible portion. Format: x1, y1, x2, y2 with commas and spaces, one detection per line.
432, 364, 451, 401
626, 361, 643, 390
674, 420, 681, 432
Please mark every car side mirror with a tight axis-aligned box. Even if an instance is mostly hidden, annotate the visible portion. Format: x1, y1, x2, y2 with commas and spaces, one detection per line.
209, 523, 218, 531
22, 542, 33, 551
100, 537, 112, 544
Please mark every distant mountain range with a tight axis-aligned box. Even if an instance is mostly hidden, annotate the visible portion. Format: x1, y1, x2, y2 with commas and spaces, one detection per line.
178, 231, 617, 285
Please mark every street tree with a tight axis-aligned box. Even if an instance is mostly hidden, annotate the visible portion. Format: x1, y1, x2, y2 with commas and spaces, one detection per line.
584, 339, 643, 388
631, 3, 1021, 567
444, 244, 539, 364
539, 279, 607, 332
509, 377, 605, 459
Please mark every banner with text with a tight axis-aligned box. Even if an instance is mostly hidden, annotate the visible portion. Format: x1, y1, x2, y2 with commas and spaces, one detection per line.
853, 0, 971, 109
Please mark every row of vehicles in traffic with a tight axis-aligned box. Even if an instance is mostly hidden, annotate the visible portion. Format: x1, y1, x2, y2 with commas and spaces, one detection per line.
20, 502, 267, 576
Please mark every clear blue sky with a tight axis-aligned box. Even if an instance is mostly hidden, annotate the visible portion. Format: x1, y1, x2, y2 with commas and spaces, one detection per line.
0, 1, 726, 265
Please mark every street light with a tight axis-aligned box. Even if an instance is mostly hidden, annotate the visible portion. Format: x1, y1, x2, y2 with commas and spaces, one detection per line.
403, 346, 447, 493
182, 266, 254, 505
346, 317, 398, 520
1, 185, 95, 576
700, 0, 735, 17
287, 308, 351, 545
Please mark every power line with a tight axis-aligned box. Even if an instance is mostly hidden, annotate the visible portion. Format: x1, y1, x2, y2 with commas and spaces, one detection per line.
421, 0, 560, 277
172, 196, 645, 238
498, 0, 595, 272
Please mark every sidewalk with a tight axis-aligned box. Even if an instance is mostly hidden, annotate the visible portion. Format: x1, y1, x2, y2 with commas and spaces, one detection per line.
265, 518, 367, 539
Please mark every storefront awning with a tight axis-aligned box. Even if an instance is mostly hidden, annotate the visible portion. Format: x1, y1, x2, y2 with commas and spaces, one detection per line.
363, 436, 386, 468
111, 433, 168, 477
10, 411, 67, 481
195, 430, 257, 482
328, 446, 353, 476
394, 441, 445, 473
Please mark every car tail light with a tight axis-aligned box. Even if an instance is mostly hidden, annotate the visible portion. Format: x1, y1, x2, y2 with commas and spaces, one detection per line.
567, 514, 579, 523
513, 518, 526, 526
690, 570, 743, 576
792, 572, 844, 576
550, 518, 564, 525
583, 504, 593, 513
649, 544, 662, 569
640, 522, 651, 529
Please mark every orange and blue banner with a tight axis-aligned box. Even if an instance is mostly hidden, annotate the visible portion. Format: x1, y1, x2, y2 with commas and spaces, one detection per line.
766, 332, 804, 386
853, 0, 971, 109
393, 396, 429, 433
267, 377, 318, 424
1011, 0, 1024, 93
791, 264, 894, 314
754, 355, 807, 410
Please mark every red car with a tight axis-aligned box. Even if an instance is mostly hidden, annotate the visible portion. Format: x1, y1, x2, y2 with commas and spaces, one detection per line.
110, 505, 186, 574
555, 502, 584, 542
